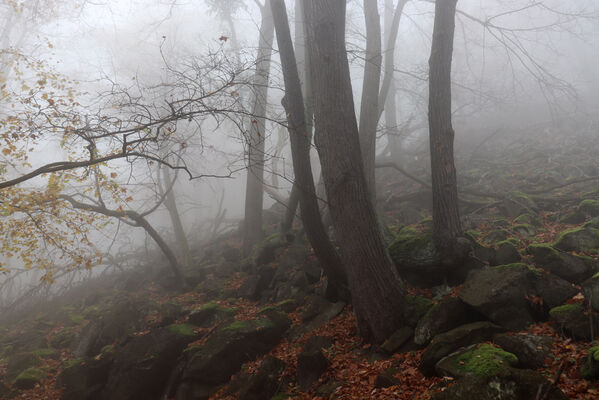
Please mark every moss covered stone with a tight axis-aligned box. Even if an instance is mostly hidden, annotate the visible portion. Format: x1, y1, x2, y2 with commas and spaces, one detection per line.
549, 303, 583, 316
554, 225, 599, 252
580, 200, 599, 217
581, 346, 599, 380
14, 367, 47, 389
512, 223, 536, 237
167, 323, 197, 337
388, 226, 440, 285
514, 213, 543, 227
436, 344, 518, 378
223, 318, 276, 333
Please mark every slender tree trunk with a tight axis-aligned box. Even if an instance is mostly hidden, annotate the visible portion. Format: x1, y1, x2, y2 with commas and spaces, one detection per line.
270, 0, 348, 301
243, 1, 275, 255
281, 0, 313, 235
304, 0, 406, 343
383, 0, 407, 161
358, 0, 382, 202
160, 167, 192, 269
428, 0, 463, 259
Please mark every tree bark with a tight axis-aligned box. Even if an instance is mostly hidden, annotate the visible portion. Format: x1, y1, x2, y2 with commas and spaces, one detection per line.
428, 0, 463, 259
358, 0, 383, 202
160, 167, 192, 269
270, 0, 348, 301
304, 0, 406, 343
243, 0, 275, 255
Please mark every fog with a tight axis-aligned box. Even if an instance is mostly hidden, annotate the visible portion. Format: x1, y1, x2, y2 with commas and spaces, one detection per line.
1, 0, 598, 310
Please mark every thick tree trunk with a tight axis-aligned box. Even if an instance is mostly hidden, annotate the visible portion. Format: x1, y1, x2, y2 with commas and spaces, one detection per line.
243, 1, 275, 255
428, 0, 463, 259
358, 0, 382, 202
270, 0, 348, 301
304, 0, 406, 343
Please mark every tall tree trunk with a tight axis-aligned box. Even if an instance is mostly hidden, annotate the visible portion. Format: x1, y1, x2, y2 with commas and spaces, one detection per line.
428, 0, 463, 260
281, 0, 313, 235
304, 0, 406, 343
382, 0, 407, 162
270, 0, 348, 301
243, 1, 275, 255
358, 0, 382, 202
160, 167, 192, 269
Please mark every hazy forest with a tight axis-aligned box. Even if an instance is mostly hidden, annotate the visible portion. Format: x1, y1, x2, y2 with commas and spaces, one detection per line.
1, 0, 599, 399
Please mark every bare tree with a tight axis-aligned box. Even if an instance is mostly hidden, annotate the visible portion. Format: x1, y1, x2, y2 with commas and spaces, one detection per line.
305, 0, 406, 343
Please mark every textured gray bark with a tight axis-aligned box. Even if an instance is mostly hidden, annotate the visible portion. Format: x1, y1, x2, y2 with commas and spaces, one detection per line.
304, 0, 406, 343
428, 0, 463, 258
243, 1, 275, 254
270, 0, 348, 301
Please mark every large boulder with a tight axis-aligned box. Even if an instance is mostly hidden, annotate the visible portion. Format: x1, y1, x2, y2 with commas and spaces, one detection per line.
431, 368, 568, 400
459, 264, 536, 330
101, 324, 198, 400
533, 272, 578, 310
581, 346, 599, 380
493, 333, 553, 369
56, 357, 113, 400
297, 336, 332, 390
549, 304, 599, 341
419, 321, 505, 376
414, 297, 484, 346
388, 227, 442, 286
176, 312, 290, 400
582, 273, 599, 313
492, 241, 521, 266
435, 343, 518, 379
554, 224, 599, 252
237, 356, 286, 400
527, 243, 595, 283
72, 297, 150, 358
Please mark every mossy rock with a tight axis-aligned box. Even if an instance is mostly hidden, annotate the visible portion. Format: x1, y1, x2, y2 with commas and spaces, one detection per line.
514, 213, 543, 228
554, 225, 599, 252
493, 241, 521, 265
258, 299, 298, 315
50, 327, 76, 349
580, 200, 599, 217
492, 218, 510, 228
405, 295, 434, 327
502, 191, 538, 217
167, 323, 197, 337
549, 303, 598, 340
435, 343, 518, 378
483, 229, 510, 244
512, 223, 536, 237
14, 367, 47, 389
5, 352, 41, 381
388, 226, 441, 286
431, 367, 568, 400
581, 346, 599, 380
528, 243, 595, 283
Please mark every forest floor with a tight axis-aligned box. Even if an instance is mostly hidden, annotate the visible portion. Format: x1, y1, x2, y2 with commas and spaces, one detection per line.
2, 127, 599, 399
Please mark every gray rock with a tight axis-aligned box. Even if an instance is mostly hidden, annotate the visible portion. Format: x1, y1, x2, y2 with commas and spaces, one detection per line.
459, 264, 535, 330
493, 333, 553, 369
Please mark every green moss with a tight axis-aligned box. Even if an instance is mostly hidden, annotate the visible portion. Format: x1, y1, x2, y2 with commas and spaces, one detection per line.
580, 200, 599, 216
582, 346, 599, 380
100, 344, 115, 355
406, 295, 434, 320
388, 227, 438, 268
14, 367, 47, 384
167, 323, 197, 337
258, 299, 296, 315
65, 358, 83, 368
496, 238, 521, 247
464, 230, 481, 240
223, 318, 276, 333
31, 349, 56, 359
549, 303, 583, 317
514, 213, 542, 227
512, 224, 536, 237
454, 344, 518, 377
